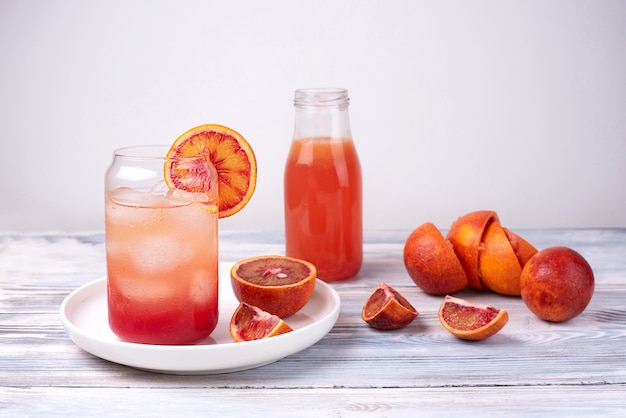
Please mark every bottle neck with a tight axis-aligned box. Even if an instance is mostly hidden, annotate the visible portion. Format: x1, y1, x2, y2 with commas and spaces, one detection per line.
293, 88, 352, 140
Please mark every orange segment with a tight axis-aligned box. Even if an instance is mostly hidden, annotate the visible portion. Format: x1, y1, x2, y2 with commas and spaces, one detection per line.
446, 210, 499, 291
438, 295, 508, 341
362, 282, 419, 330
478, 220, 523, 296
504, 228, 539, 268
166, 124, 257, 218
230, 302, 293, 342
230, 255, 317, 318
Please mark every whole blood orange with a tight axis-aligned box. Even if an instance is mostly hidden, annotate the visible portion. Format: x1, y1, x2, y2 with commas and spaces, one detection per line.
438, 295, 508, 341
403, 222, 468, 295
520, 246, 594, 322
230, 302, 293, 342
230, 255, 317, 318
446, 210, 499, 291
166, 124, 257, 218
362, 282, 419, 330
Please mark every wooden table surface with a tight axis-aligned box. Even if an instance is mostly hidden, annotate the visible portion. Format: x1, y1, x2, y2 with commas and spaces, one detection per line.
1, 229, 625, 416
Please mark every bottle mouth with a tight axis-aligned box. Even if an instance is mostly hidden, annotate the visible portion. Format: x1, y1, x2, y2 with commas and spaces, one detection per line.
294, 88, 349, 107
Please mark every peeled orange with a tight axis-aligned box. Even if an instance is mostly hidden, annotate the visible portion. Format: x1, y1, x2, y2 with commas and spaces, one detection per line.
231, 255, 317, 318
362, 282, 419, 330
166, 124, 257, 218
438, 295, 508, 341
230, 302, 293, 342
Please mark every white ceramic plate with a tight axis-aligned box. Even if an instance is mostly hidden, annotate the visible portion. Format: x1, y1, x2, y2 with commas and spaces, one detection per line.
60, 262, 340, 375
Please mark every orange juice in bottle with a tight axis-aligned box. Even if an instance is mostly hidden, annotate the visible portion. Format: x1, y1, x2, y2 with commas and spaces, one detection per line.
284, 88, 362, 282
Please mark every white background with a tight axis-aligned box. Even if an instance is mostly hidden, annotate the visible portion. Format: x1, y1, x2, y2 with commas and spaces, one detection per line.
1, 0, 625, 233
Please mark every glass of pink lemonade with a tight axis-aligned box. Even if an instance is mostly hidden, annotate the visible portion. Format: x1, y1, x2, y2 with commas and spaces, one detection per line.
105, 145, 219, 345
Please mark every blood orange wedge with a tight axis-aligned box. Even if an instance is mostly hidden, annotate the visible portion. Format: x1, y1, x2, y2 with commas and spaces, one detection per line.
362, 282, 419, 330
438, 295, 508, 341
231, 255, 317, 318
230, 302, 293, 342
165, 124, 257, 218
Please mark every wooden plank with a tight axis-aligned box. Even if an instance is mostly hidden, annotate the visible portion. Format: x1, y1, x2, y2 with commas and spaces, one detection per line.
2, 386, 625, 416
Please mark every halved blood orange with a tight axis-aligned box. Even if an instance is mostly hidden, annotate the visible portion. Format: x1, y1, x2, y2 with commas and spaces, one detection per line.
230, 302, 293, 342
165, 124, 257, 218
403, 222, 468, 295
362, 282, 419, 330
438, 295, 508, 341
231, 255, 317, 318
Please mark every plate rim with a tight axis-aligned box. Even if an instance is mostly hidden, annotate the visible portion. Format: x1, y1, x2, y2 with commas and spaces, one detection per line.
59, 263, 341, 374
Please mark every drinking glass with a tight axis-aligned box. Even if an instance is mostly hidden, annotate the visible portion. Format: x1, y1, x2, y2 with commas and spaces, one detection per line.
105, 145, 219, 345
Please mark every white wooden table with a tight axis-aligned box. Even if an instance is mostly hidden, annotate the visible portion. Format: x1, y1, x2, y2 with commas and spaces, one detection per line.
1, 229, 625, 416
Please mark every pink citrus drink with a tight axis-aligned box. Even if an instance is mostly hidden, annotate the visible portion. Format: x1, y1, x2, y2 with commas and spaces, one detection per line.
105, 145, 219, 345
284, 137, 363, 282
105, 187, 218, 345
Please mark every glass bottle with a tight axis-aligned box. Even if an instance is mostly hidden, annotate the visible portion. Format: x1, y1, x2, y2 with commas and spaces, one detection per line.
284, 88, 363, 282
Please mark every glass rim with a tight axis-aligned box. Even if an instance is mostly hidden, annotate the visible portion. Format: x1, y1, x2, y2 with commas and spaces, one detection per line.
112, 145, 205, 161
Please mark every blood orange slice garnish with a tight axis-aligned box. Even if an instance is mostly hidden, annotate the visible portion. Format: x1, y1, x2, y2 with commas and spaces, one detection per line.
438, 295, 508, 341
229, 302, 293, 342
231, 255, 317, 318
362, 282, 419, 330
165, 124, 257, 218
